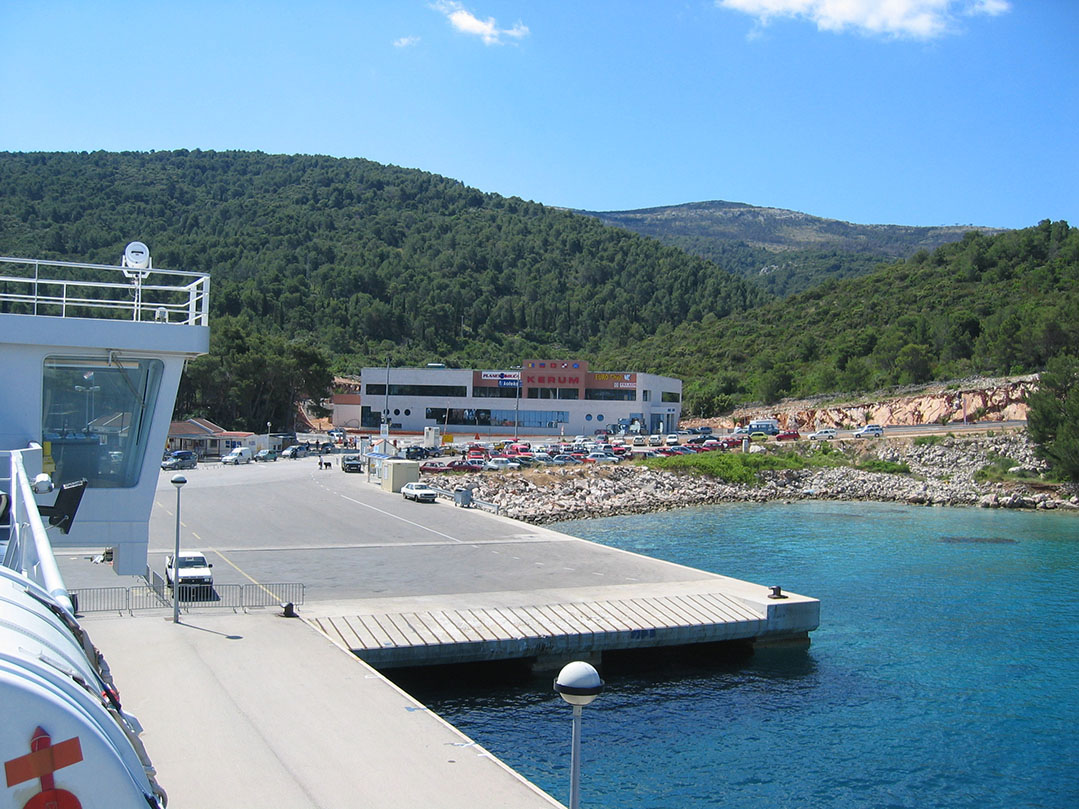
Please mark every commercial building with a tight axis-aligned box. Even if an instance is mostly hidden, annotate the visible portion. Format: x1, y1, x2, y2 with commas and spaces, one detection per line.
332, 359, 682, 437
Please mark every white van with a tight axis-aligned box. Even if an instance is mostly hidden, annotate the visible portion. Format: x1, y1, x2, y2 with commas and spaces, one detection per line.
221, 446, 253, 464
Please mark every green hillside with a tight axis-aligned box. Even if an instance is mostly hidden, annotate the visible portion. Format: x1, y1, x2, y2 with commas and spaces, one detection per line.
1, 150, 1073, 428
0, 150, 765, 369
584, 200, 1004, 297
596, 221, 1078, 416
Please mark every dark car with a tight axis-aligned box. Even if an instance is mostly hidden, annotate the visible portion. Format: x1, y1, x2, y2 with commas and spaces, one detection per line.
341, 455, 364, 473
447, 459, 485, 472
161, 450, 197, 470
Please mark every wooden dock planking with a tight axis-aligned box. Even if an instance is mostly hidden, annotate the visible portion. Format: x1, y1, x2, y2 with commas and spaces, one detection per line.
308, 588, 802, 668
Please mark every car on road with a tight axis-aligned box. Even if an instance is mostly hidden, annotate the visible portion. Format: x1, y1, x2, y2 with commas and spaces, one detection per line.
164, 550, 214, 591
401, 482, 438, 503
749, 432, 769, 442
281, 445, 307, 459
854, 424, 884, 438
775, 431, 801, 441
808, 428, 838, 440
341, 455, 364, 473
254, 449, 278, 462
161, 450, 197, 470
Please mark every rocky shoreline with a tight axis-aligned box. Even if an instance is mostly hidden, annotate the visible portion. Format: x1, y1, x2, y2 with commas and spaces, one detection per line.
423, 432, 1079, 524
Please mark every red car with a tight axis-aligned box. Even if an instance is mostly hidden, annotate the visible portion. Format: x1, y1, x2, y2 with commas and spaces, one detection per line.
420, 461, 450, 473
448, 459, 484, 472
775, 431, 801, 441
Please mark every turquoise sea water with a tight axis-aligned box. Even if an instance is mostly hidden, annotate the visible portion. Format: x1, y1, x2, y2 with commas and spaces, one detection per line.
400, 502, 1079, 809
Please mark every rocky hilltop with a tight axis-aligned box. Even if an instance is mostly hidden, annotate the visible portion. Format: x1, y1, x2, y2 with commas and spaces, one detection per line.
425, 431, 1077, 525
693, 376, 1036, 433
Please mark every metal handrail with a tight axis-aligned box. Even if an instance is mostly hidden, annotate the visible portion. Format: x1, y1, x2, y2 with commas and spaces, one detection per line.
1, 446, 74, 615
0, 255, 210, 326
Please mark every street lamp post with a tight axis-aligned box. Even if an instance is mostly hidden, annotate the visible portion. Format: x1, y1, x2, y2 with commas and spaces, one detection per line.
554, 661, 604, 809
512, 366, 522, 440
170, 474, 187, 624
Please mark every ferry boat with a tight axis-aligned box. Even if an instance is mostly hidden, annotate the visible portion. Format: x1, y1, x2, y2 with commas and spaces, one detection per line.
1, 244, 209, 808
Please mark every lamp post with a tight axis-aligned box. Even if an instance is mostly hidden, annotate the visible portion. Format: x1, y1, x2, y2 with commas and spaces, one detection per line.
554, 661, 604, 809
170, 474, 187, 624
512, 366, 522, 440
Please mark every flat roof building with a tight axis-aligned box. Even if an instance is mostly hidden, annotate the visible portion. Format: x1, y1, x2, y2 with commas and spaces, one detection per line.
332, 359, 682, 437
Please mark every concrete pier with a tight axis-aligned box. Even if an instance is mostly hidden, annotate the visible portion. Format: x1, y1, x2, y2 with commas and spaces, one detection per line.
55, 458, 819, 808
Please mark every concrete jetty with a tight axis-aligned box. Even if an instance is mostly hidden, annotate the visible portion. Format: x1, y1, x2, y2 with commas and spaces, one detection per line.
143, 459, 819, 669
55, 458, 819, 808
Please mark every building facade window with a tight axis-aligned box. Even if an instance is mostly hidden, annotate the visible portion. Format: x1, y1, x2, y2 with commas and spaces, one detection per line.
473, 386, 519, 399
365, 383, 467, 398
662, 391, 681, 402
585, 389, 635, 401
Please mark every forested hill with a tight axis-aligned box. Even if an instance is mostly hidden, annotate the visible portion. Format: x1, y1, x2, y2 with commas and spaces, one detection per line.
0, 150, 765, 368
583, 200, 1004, 297
596, 220, 1077, 416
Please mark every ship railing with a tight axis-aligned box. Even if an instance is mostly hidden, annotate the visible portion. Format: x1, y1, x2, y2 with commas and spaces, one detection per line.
1, 445, 75, 615
0, 255, 210, 326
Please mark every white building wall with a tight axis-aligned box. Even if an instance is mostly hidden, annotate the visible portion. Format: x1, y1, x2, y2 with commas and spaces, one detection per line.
342, 366, 682, 436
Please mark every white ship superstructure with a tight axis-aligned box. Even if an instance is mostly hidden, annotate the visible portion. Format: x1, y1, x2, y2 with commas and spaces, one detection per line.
1, 245, 208, 808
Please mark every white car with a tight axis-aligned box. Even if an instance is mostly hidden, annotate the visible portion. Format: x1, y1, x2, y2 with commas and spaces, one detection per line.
665, 434, 680, 446
484, 457, 521, 471
808, 428, 838, 440
165, 551, 214, 590
401, 482, 438, 502
854, 424, 884, 438
584, 452, 618, 464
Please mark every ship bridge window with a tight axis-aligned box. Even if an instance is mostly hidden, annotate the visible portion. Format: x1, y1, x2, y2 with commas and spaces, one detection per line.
42, 356, 164, 489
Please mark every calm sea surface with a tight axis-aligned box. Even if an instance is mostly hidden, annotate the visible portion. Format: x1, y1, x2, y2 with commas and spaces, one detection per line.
398, 502, 1079, 809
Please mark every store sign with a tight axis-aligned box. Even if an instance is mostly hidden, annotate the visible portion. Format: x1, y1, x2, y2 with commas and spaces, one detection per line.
594, 373, 635, 382
526, 375, 580, 385
480, 371, 520, 381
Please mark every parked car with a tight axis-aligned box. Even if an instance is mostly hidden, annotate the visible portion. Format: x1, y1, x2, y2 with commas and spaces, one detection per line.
420, 461, 450, 473
401, 482, 438, 503
583, 452, 618, 464
484, 457, 520, 471
775, 431, 801, 441
340, 455, 364, 473
221, 446, 253, 465
254, 449, 278, 462
854, 424, 884, 438
164, 550, 213, 591
665, 434, 680, 446
448, 459, 485, 472
749, 432, 769, 442
161, 450, 197, 470
551, 454, 582, 465
718, 437, 743, 449
808, 428, 838, 440
281, 445, 307, 459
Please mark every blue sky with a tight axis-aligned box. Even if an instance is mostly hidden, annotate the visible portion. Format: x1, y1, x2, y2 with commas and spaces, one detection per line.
1, 1, 1075, 229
